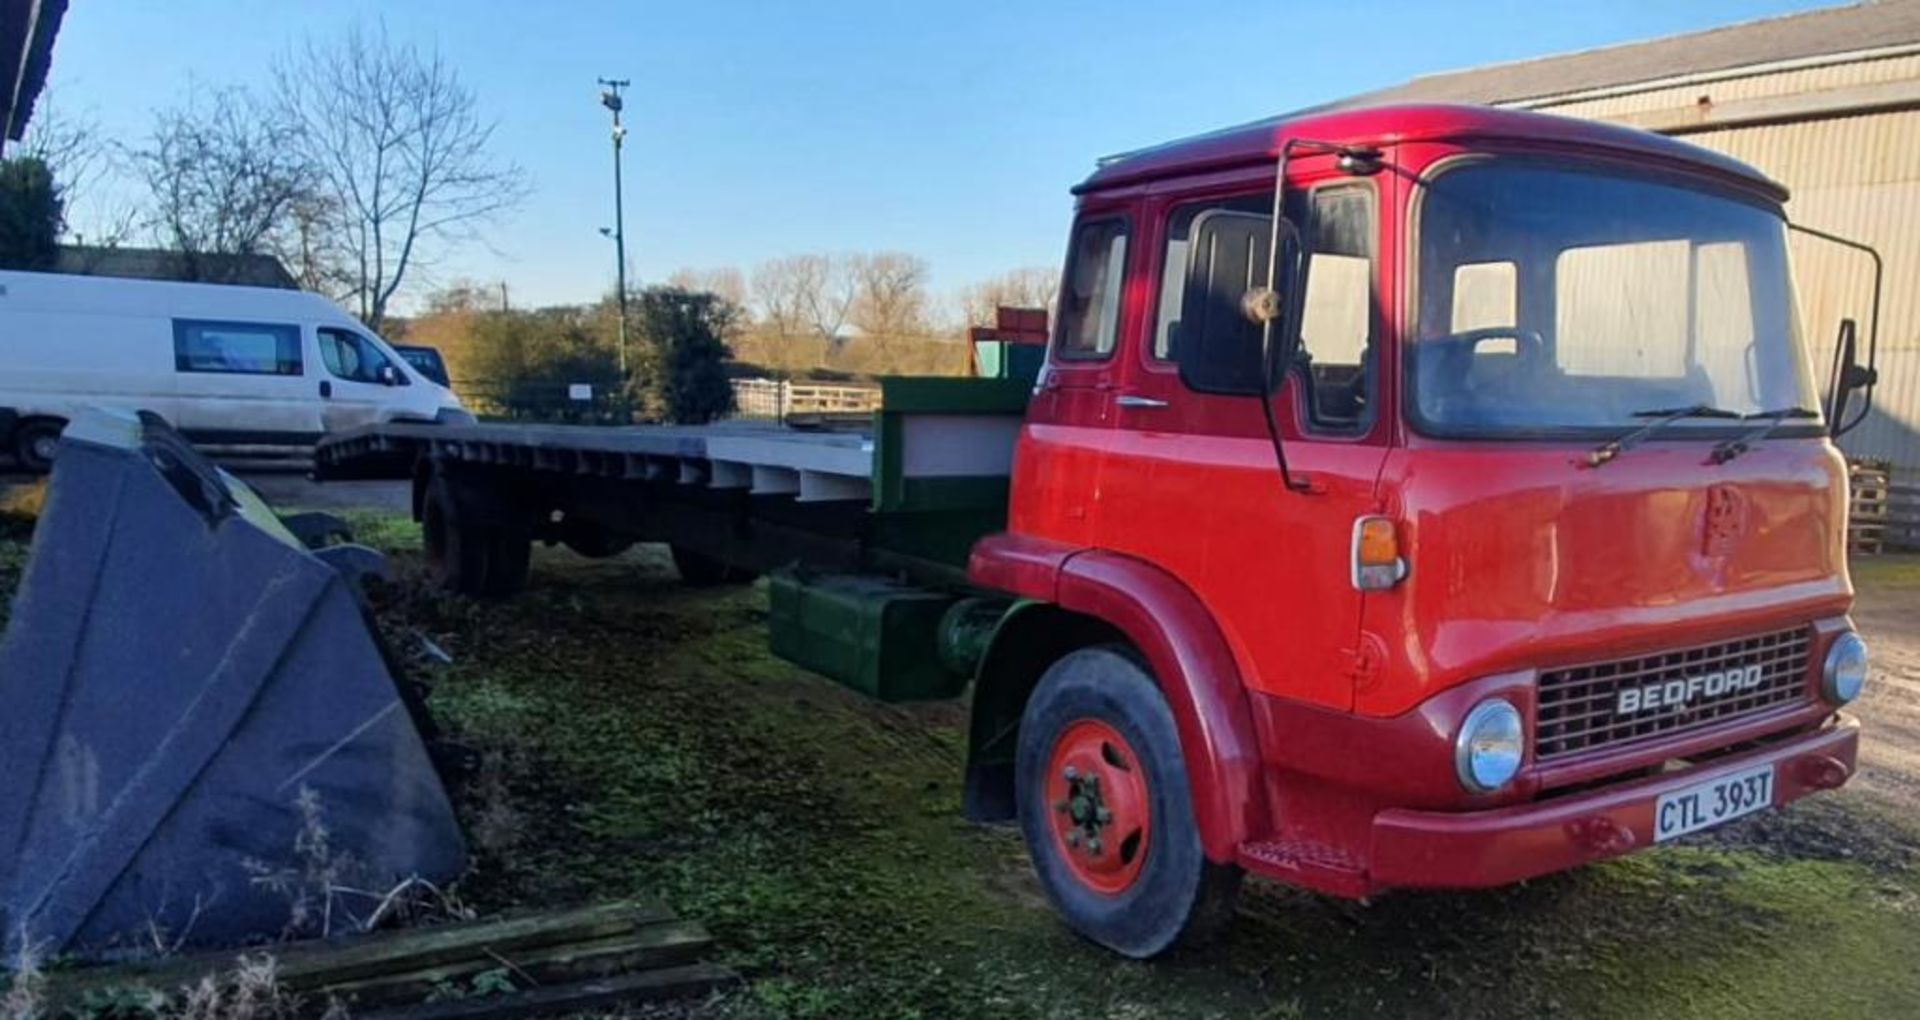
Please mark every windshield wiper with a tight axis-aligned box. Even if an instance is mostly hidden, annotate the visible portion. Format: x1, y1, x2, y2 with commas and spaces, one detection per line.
1587, 405, 1741, 467
1709, 406, 1821, 464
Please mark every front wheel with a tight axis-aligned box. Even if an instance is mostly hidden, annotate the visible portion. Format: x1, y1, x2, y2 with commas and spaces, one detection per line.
1016, 646, 1241, 958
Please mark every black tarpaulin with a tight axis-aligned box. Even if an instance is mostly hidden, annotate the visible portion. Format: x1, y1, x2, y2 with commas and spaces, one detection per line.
0, 411, 465, 959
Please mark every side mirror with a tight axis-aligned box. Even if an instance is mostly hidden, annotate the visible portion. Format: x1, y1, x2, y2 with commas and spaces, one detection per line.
1825, 318, 1878, 437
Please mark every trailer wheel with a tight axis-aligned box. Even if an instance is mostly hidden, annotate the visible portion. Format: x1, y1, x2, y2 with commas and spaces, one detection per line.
14, 418, 66, 474
669, 545, 757, 586
422, 471, 531, 598
1016, 646, 1241, 958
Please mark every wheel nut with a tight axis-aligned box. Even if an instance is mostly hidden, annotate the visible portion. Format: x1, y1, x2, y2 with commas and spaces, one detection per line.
1087, 837, 1102, 855
1063, 766, 1078, 781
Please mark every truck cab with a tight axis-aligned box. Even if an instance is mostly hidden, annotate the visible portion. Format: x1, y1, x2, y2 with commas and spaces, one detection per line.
967, 103, 1870, 957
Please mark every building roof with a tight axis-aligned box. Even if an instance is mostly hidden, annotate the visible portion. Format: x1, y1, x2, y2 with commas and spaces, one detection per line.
2, 0, 67, 145
1078, 103, 1783, 198
54, 246, 301, 289
1335, 0, 1920, 110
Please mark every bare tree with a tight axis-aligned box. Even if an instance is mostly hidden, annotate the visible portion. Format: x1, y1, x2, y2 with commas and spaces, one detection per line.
788, 253, 857, 347
275, 23, 526, 330
135, 87, 312, 282
750, 256, 813, 375
667, 266, 749, 313
16, 89, 137, 248
957, 266, 1061, 328
273, 190, 354, 295
848, 251, 930, 337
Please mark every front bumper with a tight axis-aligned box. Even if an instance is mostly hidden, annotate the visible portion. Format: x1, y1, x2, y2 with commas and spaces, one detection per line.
1365, 714, 1857, 891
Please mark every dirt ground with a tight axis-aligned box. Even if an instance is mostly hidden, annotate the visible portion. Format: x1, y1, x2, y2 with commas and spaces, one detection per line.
1846, 557, 1920, 810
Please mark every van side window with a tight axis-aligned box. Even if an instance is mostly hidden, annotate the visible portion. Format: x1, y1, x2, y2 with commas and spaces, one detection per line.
1054, 217, 1128, 360
172, 319, 302, 376
319, 328, 406, 385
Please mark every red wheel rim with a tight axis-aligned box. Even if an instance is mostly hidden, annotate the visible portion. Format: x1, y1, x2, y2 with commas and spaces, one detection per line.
1045, 719, 1151, 895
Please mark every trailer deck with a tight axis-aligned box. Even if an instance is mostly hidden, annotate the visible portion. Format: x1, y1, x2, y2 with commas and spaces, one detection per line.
317, 418, 883, 502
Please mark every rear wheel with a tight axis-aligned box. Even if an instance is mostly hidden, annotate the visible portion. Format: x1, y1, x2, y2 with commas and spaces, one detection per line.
422, 470, 531, 598
1016, 646, 1241, 958
13, 418, 66, 473
669, 544, 757, 586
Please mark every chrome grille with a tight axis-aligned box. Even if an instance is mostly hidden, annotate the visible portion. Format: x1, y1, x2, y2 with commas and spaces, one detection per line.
1535, 629, 1811, 761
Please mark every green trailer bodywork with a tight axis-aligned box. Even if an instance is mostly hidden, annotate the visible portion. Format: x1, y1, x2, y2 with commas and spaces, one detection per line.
768, 376, 1029, 701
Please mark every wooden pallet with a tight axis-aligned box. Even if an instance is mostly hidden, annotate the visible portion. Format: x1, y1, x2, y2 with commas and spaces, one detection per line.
46, 900, 737, 1019
1849, 464, 1892, 555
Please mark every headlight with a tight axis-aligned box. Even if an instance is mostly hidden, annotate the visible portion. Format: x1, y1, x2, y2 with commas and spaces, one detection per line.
1455, 698, 1525, 794
1822, 632, 1868, 705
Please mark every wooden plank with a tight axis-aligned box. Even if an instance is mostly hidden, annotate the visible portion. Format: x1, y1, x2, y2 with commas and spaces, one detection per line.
48, 900, 673, 1004
325, 922, 714, 1010
357, 963, 738, 1020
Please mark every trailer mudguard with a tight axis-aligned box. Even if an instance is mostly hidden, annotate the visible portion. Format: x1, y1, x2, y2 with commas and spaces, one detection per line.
968, 533, 1268, 862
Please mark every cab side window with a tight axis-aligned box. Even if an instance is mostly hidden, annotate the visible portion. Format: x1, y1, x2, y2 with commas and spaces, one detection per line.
1054, 218, 1128, 360
319, 328, 406, 385
1153, 187, 1377, 430
1294, 188, 1378, 431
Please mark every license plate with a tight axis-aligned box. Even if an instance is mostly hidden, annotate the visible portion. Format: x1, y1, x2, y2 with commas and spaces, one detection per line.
1654, 763, 1775, 842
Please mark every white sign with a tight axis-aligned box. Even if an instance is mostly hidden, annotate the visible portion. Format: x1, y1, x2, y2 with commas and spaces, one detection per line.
568, 383, 594, 402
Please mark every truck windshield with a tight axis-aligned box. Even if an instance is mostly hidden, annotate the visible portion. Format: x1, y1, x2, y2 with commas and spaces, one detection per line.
1410, 160, 1820, 435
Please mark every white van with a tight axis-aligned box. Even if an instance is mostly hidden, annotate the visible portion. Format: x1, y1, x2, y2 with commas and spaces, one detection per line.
0, 270, 468, 470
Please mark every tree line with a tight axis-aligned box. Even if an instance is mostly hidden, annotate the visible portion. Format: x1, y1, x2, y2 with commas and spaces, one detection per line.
6, 22, 524, 333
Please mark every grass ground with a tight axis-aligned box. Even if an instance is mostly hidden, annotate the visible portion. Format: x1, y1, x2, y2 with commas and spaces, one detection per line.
4, 509, 1917, 1018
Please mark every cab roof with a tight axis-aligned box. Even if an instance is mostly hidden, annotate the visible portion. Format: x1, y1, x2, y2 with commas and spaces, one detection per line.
1076, 103, 1785, 201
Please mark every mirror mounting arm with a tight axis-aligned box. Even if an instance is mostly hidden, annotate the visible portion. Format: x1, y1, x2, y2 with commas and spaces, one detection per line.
1255, 138, 1379, 495
1789, 222, 1882, 438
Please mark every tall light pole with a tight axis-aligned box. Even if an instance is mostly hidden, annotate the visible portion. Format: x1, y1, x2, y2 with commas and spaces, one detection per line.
598, 77, 631, 377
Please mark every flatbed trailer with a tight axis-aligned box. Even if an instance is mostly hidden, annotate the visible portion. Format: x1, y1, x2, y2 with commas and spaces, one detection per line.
318, 102, 1880, 961
315, 376, 1033, 699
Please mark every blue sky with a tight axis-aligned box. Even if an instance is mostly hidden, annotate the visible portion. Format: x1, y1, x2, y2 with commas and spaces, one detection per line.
43, 0, 1829, 314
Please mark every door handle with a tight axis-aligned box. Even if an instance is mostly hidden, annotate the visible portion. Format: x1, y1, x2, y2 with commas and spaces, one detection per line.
319, 381, 333, 399
1115, 394, 1169, 409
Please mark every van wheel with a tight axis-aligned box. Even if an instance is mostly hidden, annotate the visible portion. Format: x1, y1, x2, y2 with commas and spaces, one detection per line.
1016, 646, 1242, 958
422, 470, 531, 598
14, 418, 66, 473
670, 545, 757, 586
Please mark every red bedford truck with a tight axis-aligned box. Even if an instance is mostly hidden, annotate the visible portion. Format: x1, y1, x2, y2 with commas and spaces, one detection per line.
316, 103, 1879, 959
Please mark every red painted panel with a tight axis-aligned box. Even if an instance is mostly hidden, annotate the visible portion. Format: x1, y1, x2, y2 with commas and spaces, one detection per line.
1359, 438, 1852, 717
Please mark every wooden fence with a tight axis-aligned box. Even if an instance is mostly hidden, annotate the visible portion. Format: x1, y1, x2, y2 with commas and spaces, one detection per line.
731, 378, 882, 419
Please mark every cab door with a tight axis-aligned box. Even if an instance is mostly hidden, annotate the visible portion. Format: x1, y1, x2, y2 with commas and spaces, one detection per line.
1010, 212, 1133, 548
1094, 167, 1393, 711
316, 325, 410, 432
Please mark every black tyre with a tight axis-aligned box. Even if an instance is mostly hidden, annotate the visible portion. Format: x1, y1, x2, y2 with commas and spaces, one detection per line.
1016, 646, 1241, 958
669, 544, 757, 586
422, 470, 531, 598
13, 418, 66, 474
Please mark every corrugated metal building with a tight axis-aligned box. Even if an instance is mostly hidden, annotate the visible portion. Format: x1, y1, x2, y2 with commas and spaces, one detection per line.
1339, 0, 1920, 478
